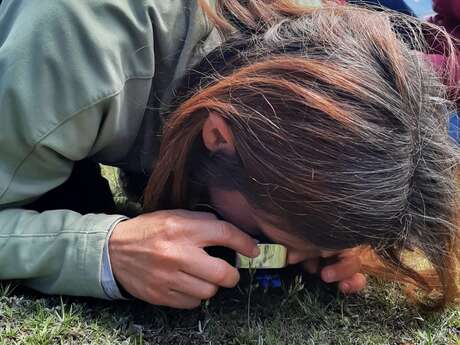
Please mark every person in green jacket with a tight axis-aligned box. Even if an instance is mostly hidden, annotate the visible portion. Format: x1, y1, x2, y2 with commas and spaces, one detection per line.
0, 0, 458, 310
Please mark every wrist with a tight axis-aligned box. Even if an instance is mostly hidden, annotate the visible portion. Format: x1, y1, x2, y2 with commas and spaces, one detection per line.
108, 217, 130, 258
101, 217, 130, 300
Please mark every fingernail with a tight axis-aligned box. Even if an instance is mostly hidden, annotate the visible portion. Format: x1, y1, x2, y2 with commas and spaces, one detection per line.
253, 245, 260, 257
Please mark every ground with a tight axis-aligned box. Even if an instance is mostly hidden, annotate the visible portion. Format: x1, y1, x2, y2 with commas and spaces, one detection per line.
0, 166, 458, 344
0, 275, 459, 344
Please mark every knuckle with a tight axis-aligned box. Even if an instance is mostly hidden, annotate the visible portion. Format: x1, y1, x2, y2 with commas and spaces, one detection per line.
217, 222, 232, 243
228, 270, 240, 287
162, 217, 186, 242
202, 285, 219, 299
164, 216, 180, 232
213, 262, 229, 285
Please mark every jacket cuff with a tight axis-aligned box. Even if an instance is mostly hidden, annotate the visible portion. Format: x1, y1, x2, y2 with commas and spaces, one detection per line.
101, 216, 130, 299
22, 213, 130, 299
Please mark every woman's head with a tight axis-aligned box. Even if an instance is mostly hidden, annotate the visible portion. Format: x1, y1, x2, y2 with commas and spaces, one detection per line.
143, 1, 459, 308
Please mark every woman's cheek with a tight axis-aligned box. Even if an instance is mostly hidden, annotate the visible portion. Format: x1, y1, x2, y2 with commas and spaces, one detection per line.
209, 187, 261, 236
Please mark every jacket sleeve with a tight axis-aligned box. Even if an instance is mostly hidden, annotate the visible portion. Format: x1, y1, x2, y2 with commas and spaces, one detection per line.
0, 95, 132, 298
0, 93, 131, 298
0, 209, 127, 298
0, 0, 154, 298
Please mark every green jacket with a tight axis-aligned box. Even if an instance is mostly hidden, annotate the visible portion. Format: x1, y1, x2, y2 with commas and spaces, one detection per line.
0, 0, 218, 298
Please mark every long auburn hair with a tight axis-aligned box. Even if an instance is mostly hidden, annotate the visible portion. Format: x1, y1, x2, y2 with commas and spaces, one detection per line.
143, 0, 460, 309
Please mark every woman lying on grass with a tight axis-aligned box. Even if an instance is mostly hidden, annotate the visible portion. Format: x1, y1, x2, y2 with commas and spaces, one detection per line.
0, 0, 458, 310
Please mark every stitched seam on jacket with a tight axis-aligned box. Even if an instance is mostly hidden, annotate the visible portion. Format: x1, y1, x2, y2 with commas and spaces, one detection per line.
0, 75, 153, 202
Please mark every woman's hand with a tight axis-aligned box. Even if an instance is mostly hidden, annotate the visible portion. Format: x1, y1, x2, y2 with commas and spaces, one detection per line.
303, 248, 367, 294
109, 210, 259, 309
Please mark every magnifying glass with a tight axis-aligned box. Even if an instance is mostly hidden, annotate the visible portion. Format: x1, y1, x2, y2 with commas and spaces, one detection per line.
236, 243, 288, 269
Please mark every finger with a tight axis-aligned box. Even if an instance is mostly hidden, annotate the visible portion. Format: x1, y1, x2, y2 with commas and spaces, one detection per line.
338, 273, 367, 294
320, 255, 362, 283
180, 247, 240, 288
303, 257, 319, 274
190, 220, 259, 257
165, 290, 202, 310
172, 272, 219, 300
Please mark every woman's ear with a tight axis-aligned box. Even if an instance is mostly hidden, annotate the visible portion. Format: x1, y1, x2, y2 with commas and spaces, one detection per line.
202, 113, 236, 155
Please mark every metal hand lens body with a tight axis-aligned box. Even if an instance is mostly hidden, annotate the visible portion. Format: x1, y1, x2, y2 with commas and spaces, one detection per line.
236, 243, 287, 269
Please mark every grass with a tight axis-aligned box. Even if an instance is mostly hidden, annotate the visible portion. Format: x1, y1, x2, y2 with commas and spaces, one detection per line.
1, 166, 459, 344
0, 275, 459, 344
